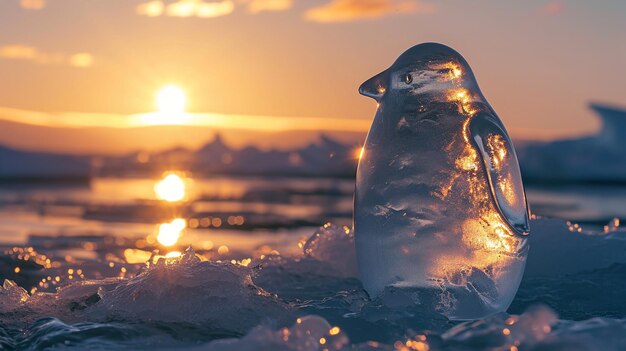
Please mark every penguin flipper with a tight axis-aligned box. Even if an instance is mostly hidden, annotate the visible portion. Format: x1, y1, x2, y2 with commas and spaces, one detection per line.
469, 112, 530, 236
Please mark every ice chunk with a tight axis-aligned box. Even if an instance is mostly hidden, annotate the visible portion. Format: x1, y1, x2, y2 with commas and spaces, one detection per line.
0, 280, 29, 309
443, 305, 557, 347
302, 223, 358, 278
604, 218, 621, 233
0, 249, 290, 334
92, 248, 290, 333
192, 306, 626, 351
197, 315, 350, 351
252, 223, 360, 302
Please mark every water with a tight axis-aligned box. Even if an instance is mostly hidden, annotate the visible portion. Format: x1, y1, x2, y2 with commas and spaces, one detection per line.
1, 176, 626, 350
0, 176, 353, 252
526, 183, 626, 224
0, 177, 621, 238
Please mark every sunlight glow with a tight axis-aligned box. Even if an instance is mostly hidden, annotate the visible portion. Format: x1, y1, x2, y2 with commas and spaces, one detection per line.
447, 88, 477, 116
356, 146, 364, 160
157, 218, 186, 247
139, 85, 190, 125
123, 248, 153, 264
154, 173, 186, 202
156, 85, 186, 114
165, 251, 182, 258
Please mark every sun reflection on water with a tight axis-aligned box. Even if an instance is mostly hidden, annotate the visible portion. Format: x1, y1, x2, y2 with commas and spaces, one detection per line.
124, 248, 153, 264
154, 173, 186, 202
157, 218, 186, 247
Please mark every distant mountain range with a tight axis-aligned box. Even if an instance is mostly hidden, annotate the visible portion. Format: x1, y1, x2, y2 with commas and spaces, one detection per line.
95, 133, 361, 178
1, 103, 626, 182
0, 145, 91, 181
0, 131, 361, 179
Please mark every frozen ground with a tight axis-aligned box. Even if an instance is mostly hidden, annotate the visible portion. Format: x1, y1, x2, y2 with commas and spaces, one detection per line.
1, 218, 626, 350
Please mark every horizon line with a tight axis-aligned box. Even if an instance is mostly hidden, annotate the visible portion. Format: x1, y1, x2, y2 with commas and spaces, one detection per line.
0, 106, 372, 133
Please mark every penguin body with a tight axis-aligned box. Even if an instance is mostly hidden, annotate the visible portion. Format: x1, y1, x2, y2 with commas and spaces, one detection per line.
355, 43, 529, 320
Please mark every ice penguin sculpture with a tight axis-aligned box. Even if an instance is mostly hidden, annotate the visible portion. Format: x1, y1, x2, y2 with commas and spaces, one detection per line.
354, 43, 530, 320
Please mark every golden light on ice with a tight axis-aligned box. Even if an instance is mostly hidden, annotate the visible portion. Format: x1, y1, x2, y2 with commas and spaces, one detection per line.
447, 88, 477, 116
165, 251, 182, 258
156, 85, 186, 114
444, 62, 462, 80
157, 218, 186, 247
154, 173, 186, 202
356, 146, 365, 160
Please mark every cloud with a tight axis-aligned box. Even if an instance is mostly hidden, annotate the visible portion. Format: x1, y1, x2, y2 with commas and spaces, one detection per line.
239, 0, 293, 13
0, 45, 38, 60
136, 0, 165, 17
69, 53, 95, 68
136, 0, 437, 21
19, 0, 46, 10
136, 0, 236, 18
539, 1, 566, 15
0, 45, 94, 68
304, 0, 436, 23
168, 0, 234, 18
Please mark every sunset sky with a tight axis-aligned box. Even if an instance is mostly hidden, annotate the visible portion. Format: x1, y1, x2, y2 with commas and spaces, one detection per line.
0, 0, 625, 154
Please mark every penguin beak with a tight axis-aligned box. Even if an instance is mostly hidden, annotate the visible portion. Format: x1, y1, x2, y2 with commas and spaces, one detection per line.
359, 69, 388, 101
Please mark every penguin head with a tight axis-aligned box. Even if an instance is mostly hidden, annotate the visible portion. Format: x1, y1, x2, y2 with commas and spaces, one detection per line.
359, 43, 480, 103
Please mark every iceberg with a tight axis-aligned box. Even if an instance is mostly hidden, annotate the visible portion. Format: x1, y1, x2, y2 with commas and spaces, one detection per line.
518, 103, 626, 183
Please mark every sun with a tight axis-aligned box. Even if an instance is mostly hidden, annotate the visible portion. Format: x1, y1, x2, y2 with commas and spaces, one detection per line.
156, 85, 186, 114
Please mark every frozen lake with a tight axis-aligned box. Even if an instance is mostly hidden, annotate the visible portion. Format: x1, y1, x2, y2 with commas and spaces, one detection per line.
1, 176, 626, 350
1, 175, 624, 244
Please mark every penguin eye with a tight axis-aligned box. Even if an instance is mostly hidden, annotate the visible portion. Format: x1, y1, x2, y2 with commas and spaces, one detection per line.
401, 73, 413, 85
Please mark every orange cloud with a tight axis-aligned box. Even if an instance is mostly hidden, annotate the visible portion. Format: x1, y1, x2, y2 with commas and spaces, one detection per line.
240, 0, 293, 13
136, 0, 165, 17
0, 45, 38, 60
136, 0, 235, 18
304, 0, 436, 23
168, 0, 235, 18
69, 53, 95, 68
19, 0, 46, 10
136, 0, 293, 18
539, 1, 566, 15
0, 45, 94, 68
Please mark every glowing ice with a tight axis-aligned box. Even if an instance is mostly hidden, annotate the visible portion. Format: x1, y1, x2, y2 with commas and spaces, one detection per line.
354, 43, 530, 320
